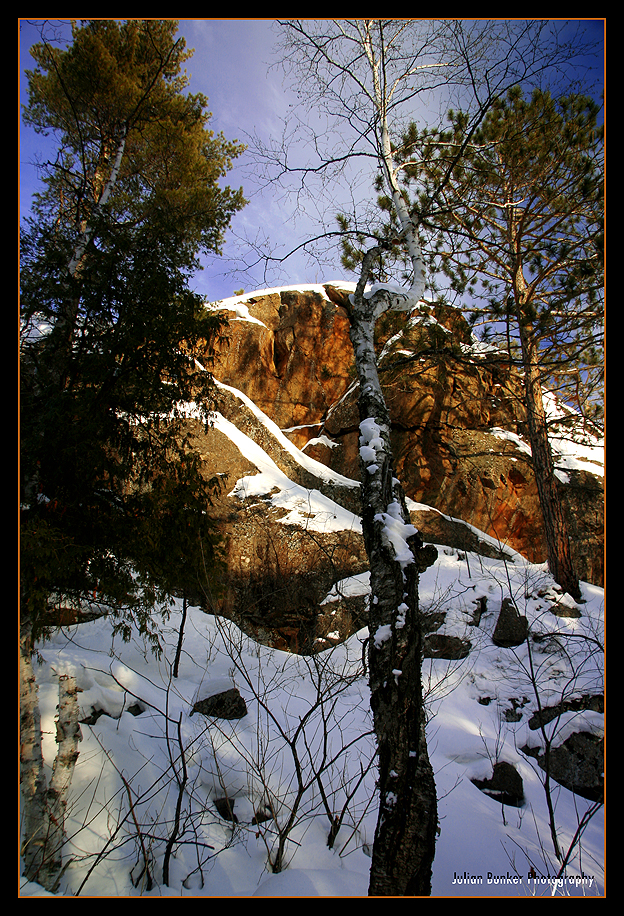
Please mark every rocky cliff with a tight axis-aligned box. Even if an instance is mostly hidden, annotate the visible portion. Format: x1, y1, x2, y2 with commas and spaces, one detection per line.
185, 284, 603, 650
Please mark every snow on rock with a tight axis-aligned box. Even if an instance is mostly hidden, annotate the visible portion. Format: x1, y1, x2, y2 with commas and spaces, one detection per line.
213, 378, 360, 491
210, 410, 361, 533
490, 392, 604, 481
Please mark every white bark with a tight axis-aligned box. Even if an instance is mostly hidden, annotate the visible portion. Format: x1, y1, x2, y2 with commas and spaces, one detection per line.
336, 245, 438, 895
67, 130, 128, 279
359, 21, 427, 310
20, 629, 49, 883
20, 626, 83, 892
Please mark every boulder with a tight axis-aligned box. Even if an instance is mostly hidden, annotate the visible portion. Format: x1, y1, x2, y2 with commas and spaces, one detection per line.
213, 796, 238, 822
492, 597, 529, 648
527, 694, 604, 730
471, 761, 525, 807
191, 687, 248, 720
544, 732, 604, 802
522, 732, 604, 802
423, 633, 471, 660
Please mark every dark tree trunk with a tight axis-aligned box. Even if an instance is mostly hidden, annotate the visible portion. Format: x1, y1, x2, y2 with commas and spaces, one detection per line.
516, 308, 582, 601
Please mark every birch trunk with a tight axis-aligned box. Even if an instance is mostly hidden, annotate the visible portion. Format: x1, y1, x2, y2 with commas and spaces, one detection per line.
320, 31, 439, 885
20, 622, 83, 892
20, 624, 49, 884
55, 130, 129, 384
360, 19, 427, 311
67, 130, 128, 280
327, 251, 438, 896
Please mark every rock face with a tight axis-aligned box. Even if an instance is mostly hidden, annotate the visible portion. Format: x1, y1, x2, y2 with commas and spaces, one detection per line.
209, 288, 355, 446
202, 286, 603, 595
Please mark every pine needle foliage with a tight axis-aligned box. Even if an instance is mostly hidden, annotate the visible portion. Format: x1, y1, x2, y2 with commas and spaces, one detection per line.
20, 20, 246, 642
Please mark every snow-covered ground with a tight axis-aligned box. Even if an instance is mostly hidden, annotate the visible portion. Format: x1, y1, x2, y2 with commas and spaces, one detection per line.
19, 545, 604, 898
20, 293, 604, 896
19, 408, 604, 898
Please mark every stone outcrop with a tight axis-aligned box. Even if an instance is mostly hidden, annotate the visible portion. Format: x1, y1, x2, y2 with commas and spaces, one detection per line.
209, 288, 355, 447
201, 286, 603, 592
171, 284, 603, 661
521, 732, 604, 802
492, 597, 529, 648
471, 761, 525, 808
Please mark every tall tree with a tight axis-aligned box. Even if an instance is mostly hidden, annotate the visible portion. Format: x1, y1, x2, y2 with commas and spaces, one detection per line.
262, 19, 601, 895
21, 16, 246, 630
392, 86, 604, 600
273, 18, 456, 896
20, 19, 245, 889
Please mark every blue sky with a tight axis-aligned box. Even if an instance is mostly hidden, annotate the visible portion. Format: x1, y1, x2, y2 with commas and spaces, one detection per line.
175, 19, 315, 299
18, 18, 605, 304
18, 19, 304, 302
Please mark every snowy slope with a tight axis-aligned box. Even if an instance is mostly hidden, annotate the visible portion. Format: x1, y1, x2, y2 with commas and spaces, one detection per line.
20, 559, 604, 897
20, 402, 604, 897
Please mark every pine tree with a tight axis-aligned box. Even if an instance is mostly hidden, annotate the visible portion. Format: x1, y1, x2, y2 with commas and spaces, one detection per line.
21, 18, 245, 633
20, 20, 245, 888
394, 87, 604, 600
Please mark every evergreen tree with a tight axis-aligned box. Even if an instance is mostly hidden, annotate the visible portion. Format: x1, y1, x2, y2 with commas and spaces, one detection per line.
390, 87, 604, 600
20, 20, 245, 887
21, 19, 246, 636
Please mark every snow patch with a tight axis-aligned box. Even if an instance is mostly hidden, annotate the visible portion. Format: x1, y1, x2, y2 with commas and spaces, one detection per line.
374, 499, 418, 568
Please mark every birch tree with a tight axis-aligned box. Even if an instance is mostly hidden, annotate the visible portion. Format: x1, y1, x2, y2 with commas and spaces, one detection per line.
264, 18, 601, 896
271, 18, 454, 896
